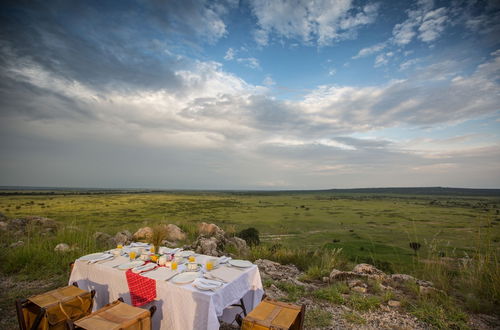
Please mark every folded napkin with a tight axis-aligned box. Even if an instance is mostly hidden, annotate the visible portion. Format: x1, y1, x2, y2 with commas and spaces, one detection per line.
218, 256, 232, 264
88, 253, 114, 264
125, 270, 156, 307
141, 267, 180, 281
193, 278, 223, 291
129, 242, 150, 248
159, 247, 181, 254
208, 266, 244, 283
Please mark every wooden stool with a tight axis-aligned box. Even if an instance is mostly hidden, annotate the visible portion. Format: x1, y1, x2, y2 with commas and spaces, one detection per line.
15, 283, 95, 330
67, 298, 157, 330
241, 298, 305, 330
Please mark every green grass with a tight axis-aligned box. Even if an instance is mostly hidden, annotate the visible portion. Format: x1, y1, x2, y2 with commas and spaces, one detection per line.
274, 282, 306, 302
405, 294, 469, 329
304, 308, 332, 328
343, 311, 367, 325
312, 283, 349, 304
347, 294, 381, 311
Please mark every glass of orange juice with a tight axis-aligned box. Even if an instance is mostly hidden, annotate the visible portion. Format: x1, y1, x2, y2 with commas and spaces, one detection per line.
206, 260, 214, 271
117, 244, 123, 249
150, 246, 155, 253
129, 251, 137, 261
188, 255, 195, 262
171, 260, 178, 270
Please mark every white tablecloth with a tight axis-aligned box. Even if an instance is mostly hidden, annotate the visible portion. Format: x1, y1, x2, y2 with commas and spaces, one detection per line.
69, 255, 263, 330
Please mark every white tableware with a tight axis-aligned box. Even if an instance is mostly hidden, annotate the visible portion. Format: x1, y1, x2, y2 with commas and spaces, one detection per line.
79, 253, 106, 261
171, 271, 201, 284
186, 262, 199, 271
140, 253, 150, 261
132, 263, 156, 274
178, 250, 195, 258
193, 278, 223, 291
228, 259, 253, 268
117, 260, 145, 270
111, 249, 122, 256
158, 255, 168, 266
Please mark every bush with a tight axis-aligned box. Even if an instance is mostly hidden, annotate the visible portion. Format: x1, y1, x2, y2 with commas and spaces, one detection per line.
237, 227, 260, 246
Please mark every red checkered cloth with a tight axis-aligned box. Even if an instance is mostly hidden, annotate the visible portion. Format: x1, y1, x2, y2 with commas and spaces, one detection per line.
125, 269, 156, 307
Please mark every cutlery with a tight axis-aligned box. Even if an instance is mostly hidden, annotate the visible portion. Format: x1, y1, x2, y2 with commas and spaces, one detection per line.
165, 271, 182, 281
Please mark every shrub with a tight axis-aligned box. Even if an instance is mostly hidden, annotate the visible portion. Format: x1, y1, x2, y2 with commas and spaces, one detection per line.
237, 227, 260, 246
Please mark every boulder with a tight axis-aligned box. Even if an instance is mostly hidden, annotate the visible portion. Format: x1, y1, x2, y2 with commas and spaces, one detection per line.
165, 224, 186, 241
329, 269, 366, 281
352, 263, 386, 280
54, 243, 70, 252
352, 286, 367, 293
226, 236, 249, 255
254, 259, 300, 280
114, 230, 132, 245
348, 279, 366, 288
198, 222, 223, 236
194, 237, 219, 256
93, 232, 114, 246
133, 227, 153, 241
390, 273, 433, 287
10, 240, 24, 248
7, 216, 58, 234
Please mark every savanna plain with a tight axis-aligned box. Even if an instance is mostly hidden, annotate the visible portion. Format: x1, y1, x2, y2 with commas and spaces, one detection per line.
0, 190, 499, 329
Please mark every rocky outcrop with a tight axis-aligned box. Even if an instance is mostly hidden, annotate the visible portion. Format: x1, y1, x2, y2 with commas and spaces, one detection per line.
133, 227, 153, 241
6, 216, 58, 234
198, 222, 223, 236
165, 224, 186, 241
93, 232, 114, 246
114, 230, 133, 245
190, 223, 248, 257
330, 264, 387, 281
254, 259, 300, 281
10, 240, 24, 248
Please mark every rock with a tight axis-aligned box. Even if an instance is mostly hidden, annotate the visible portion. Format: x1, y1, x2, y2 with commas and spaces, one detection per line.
8, 216, 58, 233
329, 269, 366, 281
161, 240, 177, 247
390, 274, 416, 283
54, 243, 70, 252
353, 263, 386, 280
198, 222, 223, 236
0, 221, 7, 231
352, 286, 367, 293
225, 236, 249, 255
93, 232, 114, 246
348, 279, 366, 288
10, 240, 24, 248
114, 230, 132, 245
165, 224, 186, 241
322, 277, 330, 283
419, 285, 442, 295
388, 300, 401, 307
194, 237, 219, 256
133, 227, 153, 241
254, 259, 300, 280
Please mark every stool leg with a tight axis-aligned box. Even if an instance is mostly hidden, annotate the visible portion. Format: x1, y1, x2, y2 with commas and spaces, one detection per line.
30, 307, 46, 330
15, 299, 27, 330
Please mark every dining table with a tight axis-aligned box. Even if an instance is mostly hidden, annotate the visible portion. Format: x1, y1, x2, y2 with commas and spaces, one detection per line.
69, 245, 264, 330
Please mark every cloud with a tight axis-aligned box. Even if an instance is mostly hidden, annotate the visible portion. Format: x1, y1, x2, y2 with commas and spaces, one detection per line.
263, 75, 276, 86
352, 42, 386, 59
249, 0, 379, 46
236, 57, 261, 69
392, 0, 449, 46
224, 48, 235, 60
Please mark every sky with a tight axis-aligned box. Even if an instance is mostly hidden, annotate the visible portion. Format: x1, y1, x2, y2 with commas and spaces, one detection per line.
0, 0, 499, 190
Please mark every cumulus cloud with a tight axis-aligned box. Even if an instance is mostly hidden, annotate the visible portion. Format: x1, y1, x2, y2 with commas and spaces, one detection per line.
392, 0, 449, 46
249, 0, 379, 46
352, 42, 386, 59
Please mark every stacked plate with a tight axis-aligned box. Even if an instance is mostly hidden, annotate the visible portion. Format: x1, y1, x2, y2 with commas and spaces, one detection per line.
228, 259, 253, 268
192, 278, 223, 291
170, 271, 201, 284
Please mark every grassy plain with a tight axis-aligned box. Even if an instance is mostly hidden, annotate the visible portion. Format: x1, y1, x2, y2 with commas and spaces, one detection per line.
0, 190, 499, 328
1, 191, 499, 271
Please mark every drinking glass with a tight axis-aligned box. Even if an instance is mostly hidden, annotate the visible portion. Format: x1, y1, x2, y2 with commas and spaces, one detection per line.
206, 260, 213, 271
188, 255, 195, 262
150, 246, 155, 253
129, 251, 137, 261
171, 260, 178, 270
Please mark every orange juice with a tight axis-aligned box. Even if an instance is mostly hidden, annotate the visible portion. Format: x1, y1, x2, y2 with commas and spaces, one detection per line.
171, 260, 178, 270
129, 251, 137, 260
117, 244, 123, 249
206, 260, 213, 271
150, 246, 155, 253
150, 254, 158, 263
188, 255, 195, 262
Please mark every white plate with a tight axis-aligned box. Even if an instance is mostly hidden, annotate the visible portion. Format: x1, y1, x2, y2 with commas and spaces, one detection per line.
132, 263, 156, 274
117, 260, 145, 270
79, 253, 106, 261
228, 259, 253, 268
178, 250, 195, 257
193, 278, 223, 291
171, 271, 201, 284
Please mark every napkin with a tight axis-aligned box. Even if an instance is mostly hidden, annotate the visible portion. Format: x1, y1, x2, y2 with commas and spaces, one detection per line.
207, 266, 244, 283
159, 247, 181, 254
129, 242, 150, 248
88, 253, 114, 263
218, 256, 232, 264
141, 267, 180, 281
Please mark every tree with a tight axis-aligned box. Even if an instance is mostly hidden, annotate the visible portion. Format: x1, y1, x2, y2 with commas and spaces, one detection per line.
237, 227, 260, 246
409, 242, 421, 255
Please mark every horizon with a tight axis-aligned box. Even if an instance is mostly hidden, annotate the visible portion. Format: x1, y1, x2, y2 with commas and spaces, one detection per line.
1, 0, 499, 189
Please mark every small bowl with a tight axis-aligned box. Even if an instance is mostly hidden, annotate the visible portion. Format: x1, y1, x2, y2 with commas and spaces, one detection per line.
186, 262, 198, 271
